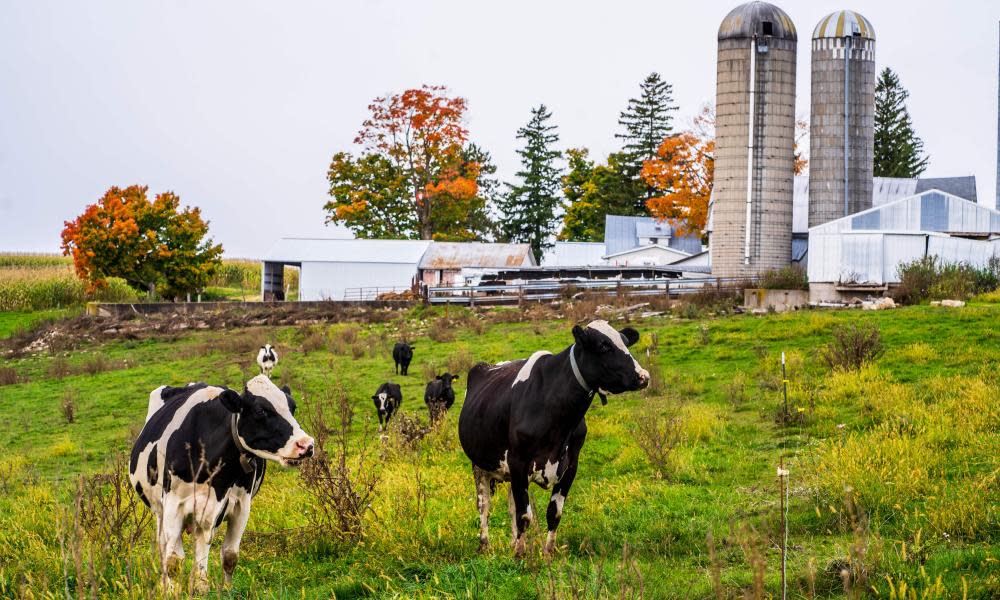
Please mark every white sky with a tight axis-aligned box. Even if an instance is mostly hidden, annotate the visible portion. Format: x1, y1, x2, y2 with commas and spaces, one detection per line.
1, 0, 998, 256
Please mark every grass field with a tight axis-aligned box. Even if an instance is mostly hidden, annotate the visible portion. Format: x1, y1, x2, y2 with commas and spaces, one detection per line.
0, 302, 998, 598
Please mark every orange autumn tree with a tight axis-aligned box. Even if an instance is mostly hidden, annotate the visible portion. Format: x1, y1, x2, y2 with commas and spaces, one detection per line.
640, 105, 715, 236
61, 185, 222, 299
326, 85, 493, 240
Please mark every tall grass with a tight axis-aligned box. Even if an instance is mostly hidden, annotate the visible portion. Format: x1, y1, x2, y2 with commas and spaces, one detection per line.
0, 266, 138, 312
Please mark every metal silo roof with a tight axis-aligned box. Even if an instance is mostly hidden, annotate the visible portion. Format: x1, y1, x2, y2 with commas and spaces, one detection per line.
718, 2, 797, 41
812, 10, 875, 40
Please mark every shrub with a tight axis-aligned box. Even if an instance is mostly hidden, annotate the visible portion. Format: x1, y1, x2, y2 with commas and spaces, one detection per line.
757, 265, 808, 290
47, 357, 71, 379
427, 320, 456, 343
62, 390, 77, 424
725, 371, 750, 407
0, 366, 24, 386
447, 345, 475, 376
822, 322, 884, 371
300, 326, 328, 354
300, 387, 380, 544
894, 255, 938, 304
634, 403, 686, 480
895, 255, 1000, 304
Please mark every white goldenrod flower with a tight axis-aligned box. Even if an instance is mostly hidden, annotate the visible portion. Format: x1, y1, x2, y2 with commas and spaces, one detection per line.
776, 467, 789, 477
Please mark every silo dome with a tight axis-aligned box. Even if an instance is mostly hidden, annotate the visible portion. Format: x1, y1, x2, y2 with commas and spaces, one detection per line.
813, 10, 875, 40
718, 1, 797, 41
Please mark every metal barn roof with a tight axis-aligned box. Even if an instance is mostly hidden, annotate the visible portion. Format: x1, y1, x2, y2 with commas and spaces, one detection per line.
810, 189, 1000, 236
418, 242, 535, 269
604, 215, 703, 256
262, 238, 432, 264
541, 242, 608, 267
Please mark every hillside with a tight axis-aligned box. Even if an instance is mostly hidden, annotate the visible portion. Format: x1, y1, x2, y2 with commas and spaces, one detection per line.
0, 302, 997, 598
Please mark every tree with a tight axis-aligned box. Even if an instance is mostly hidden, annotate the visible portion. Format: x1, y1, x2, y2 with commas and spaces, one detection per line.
616, 72, 679, 204
325, 85, 492, 240
559, 149, 646, 241
873, 68, 929, 178
641, 104, 715, 236
794, 117, 809, 175
497, 105, 563, 262
61, 185, 222, 299
429, 143, 499, 241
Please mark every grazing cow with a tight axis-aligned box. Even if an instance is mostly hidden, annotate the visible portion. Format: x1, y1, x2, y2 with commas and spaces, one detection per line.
458, 320, 649, 556
424, 372, 459, 423
129, 375, 314, 590
392, 342, 414, 376
256, 344, 278, 377
372, 382, 402, 430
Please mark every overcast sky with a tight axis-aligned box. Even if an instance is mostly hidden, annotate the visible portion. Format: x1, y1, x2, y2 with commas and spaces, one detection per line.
1, 0, 998, 256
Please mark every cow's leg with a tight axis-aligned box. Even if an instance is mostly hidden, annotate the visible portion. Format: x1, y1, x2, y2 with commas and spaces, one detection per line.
377, 410, 384, 431
508, 471, 532, 557
473, 466, 493, 552
192, 524, 214, 593
545, 424, 587, 555
221, 497, 251, 586
159, 495, 185, 589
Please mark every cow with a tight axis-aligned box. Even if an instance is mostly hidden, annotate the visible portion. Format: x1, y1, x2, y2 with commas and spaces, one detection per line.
392, 342, 414, 376
458, 320, 649, 556
424, 372, 459, 423
256, 344, 278, 377
129, 375, 314, 591
372, 382, 402, 430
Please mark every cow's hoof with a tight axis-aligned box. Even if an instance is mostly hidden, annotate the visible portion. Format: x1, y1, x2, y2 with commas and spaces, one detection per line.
193, 574, 210, 595
512, 538, 526, 559
165, 554, 183, 579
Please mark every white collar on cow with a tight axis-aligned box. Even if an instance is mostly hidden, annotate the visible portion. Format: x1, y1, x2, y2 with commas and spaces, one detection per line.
230, 414, 258, 474
569, 344, 608, 406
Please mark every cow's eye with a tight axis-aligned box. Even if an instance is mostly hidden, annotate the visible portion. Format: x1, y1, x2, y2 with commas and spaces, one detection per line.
254, 406, 266, 418
599, 341, 612, 353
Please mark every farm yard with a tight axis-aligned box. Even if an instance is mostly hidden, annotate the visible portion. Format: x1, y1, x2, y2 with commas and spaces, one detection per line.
1, 270, 999, 598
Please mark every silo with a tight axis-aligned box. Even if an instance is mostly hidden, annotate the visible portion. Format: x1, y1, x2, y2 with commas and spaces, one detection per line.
809, 11, 876, 227
712, 2, 797, 278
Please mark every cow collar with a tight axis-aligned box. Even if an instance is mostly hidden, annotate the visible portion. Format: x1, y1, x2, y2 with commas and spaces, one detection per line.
230, 415, 258, 474
569, 344, 608, 406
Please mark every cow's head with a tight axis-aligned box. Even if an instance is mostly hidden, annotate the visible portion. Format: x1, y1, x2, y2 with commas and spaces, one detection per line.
372, 390, 389, 411
572, 320, 649, 394
436, 372, 459, 388
220, 375, 314, 467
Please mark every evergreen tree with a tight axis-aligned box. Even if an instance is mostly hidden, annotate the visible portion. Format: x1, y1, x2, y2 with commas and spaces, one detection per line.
874, 67, 929, 178
616, 72, 679, 206
498, 105, 562, 263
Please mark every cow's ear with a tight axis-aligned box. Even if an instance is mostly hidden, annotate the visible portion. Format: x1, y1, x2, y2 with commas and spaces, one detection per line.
435, 374, 442, 380
572, 324, 590, 347
280, 384, 292, 396
410, 344, 416, 349
619, 327, 640, 348
452, 374, 460, 381
219, 389, 243, 413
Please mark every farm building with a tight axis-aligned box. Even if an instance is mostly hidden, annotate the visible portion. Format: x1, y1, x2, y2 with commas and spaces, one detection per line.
542, 215, 703, 267
808, 189, 1000, 301
261, 238, 534, 301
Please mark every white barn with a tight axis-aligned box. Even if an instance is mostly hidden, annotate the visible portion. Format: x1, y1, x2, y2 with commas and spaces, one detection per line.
261, 238, 535, 301
808, 189, 1000, 301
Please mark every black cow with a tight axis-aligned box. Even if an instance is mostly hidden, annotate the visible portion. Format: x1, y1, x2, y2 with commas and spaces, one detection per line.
129, 376, 314, 590
424, 372, 459, 423
458, 320, 649, 556
393, 342, 415, 375
372, 382, 402, 430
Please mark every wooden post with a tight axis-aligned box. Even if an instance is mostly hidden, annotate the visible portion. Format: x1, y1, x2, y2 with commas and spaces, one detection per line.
469, 287, 475, 308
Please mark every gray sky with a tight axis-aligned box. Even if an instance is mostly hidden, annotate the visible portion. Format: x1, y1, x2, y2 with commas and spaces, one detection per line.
1, 0, 997, 257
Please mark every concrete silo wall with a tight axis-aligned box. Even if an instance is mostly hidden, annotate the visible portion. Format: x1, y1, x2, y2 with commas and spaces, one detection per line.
809, 37, 876, 227
712, 37, 797, 278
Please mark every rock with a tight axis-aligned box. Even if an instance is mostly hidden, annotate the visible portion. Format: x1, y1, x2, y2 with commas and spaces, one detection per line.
941, 299, 965, 307
862, 297, 896, 311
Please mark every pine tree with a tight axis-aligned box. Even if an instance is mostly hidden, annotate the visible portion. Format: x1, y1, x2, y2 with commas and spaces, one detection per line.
498, 105, 562, 263
616, 72, 679, 206
874, 68, 929, 178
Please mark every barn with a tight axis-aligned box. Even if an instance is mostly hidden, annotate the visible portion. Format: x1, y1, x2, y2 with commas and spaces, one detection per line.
261, 238, 534, 301
808, 189, 1000, 302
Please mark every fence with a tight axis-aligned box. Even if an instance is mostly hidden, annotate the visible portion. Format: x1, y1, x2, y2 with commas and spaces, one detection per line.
426, 277, 747, 306
342, 286, 416, 302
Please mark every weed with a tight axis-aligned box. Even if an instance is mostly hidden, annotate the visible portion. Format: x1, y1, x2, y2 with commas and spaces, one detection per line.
47, 356, 70, 379
0, 366, 21, 386
725, 371, 750, 407
822, 322, 884, 371
447, 345, 475, 375
61, 389, 76, 424
634, 400, 685, 480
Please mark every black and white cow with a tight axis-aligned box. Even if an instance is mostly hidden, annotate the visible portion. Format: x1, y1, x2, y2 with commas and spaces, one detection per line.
256, 344, 278, 377
392, 342, 414, 376
372, 382, 402, 430
424, 372, 459, 423
130, 375, 314, 590
458, 320, 649, 556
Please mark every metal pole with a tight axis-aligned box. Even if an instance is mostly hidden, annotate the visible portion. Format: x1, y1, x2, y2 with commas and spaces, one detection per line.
844, 35, 851, 217
744, 34, 758, 266
781, 351, 788, 421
